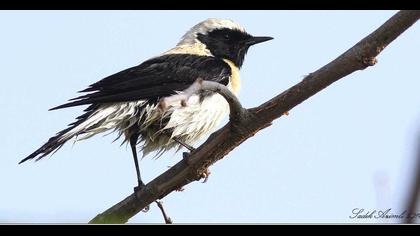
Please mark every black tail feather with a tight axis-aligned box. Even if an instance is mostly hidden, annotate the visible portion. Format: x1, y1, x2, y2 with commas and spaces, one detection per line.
19, 126, 73, 164
20, 104, 99, 164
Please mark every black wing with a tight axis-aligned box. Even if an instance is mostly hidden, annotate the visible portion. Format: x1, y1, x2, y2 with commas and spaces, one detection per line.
50, 54, 232, 110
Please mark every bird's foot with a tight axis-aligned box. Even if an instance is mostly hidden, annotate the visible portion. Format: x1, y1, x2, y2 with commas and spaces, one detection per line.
183, 152, 193, 165
142, 205, 150, 213
133, 181, 150, 212
133, 181, 146, 193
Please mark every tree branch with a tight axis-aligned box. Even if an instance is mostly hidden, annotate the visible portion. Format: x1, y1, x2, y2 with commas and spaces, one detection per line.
89, 10, 420, 224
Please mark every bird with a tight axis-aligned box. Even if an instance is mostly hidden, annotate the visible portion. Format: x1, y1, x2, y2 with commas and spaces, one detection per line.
20, 18, 273, 192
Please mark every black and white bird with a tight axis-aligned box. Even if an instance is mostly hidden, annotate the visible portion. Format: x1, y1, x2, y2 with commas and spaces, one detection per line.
20, 18, 273, 191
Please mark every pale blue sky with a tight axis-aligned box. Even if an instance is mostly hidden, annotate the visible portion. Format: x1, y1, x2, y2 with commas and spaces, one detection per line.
0, 10, 419, 223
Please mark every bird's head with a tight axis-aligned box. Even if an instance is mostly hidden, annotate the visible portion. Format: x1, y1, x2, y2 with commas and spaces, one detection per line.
178, 18, 273, 68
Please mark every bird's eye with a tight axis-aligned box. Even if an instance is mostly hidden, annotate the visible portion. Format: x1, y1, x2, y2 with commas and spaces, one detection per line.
224, 34, 230, 40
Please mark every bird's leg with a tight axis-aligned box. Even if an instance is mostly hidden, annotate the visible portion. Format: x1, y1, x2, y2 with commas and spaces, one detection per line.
130, 134, 145, 193
173, 137, 195, 152
173, 137, 195, 165
173, 137, 211, 183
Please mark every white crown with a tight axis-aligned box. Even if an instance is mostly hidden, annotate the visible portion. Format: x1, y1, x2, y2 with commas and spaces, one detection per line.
177, 18, 246, 46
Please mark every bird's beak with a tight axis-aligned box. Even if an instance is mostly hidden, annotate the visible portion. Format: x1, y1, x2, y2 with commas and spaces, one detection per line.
245, 36, 274, 46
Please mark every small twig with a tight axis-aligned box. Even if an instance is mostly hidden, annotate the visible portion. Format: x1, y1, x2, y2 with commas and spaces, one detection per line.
159, 79, 204, 110
155, 200, 172, 224
159, 78, 247, 122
